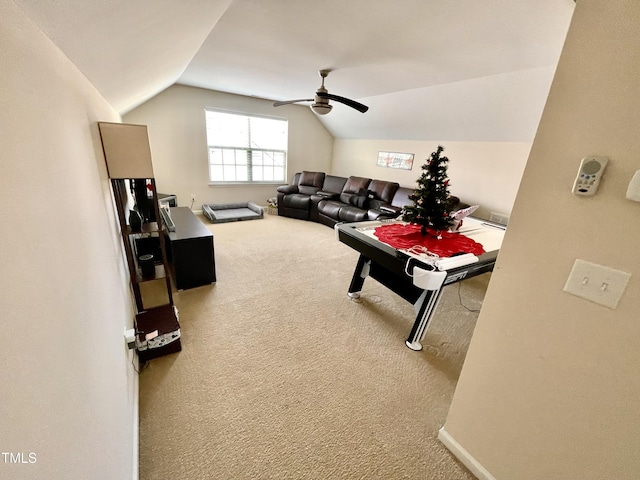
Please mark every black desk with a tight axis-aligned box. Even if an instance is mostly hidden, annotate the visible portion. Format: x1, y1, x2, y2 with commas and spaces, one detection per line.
336, 219, 505, 350
166, 207, 216, 290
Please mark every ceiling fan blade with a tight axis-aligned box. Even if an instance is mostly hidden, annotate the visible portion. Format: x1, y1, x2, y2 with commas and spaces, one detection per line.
316, 92, 369, 113
273, 99, 314, 107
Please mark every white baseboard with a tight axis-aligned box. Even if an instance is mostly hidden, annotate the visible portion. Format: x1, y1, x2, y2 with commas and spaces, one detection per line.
438, 427, 496, 480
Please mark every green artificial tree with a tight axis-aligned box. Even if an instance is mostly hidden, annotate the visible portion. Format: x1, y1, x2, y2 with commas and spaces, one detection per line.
402, 145, 456, 237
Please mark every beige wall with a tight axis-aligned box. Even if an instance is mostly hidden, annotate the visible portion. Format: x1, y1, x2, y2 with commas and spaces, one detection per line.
442, 2, 640, 479
332, 140, 531, 219
0, 2, 137, 479
125, 85, 533, 219
123, 85, 334, 208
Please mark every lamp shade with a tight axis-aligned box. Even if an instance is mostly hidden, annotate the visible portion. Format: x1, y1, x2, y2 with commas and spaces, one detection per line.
98, 122, 155, 179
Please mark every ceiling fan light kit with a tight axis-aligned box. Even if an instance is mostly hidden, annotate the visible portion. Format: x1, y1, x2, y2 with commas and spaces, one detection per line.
273, 70, 368, 115
311, 103, 333, 115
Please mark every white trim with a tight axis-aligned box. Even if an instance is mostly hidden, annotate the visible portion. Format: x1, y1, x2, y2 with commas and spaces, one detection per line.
438, 427, 497, 480
132, 356, 140, 480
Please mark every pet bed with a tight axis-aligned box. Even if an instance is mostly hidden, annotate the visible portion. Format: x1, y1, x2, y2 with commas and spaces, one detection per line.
202, 202, 264, 223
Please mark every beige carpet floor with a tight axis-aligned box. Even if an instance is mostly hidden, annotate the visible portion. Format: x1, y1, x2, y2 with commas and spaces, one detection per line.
139, 213, 489, 479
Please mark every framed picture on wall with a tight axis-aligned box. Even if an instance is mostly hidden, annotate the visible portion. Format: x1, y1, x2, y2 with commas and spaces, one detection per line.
377, 151, 414, 170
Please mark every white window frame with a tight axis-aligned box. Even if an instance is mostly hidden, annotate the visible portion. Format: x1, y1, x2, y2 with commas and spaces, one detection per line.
205, 109, 288, 185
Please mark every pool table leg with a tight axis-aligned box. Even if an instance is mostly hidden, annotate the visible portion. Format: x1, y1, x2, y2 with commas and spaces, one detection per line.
348, 255, 370, 299
405, 287, 444, 351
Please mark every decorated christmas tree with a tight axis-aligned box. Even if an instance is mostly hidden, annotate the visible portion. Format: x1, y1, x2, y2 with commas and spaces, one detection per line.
402, 145, 456, 236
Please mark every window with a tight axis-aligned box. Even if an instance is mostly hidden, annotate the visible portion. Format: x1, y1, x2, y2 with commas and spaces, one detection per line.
205, 109, 288, 183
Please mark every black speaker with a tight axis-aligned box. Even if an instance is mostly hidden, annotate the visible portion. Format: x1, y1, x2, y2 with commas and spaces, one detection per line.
135, 237, 161, 260
139, 254, 155, 278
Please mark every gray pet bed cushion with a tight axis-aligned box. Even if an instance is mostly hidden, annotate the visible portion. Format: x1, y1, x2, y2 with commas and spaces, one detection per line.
202, 202, 264, 223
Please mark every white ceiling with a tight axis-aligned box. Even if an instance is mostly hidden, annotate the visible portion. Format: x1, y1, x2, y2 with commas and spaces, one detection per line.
14, 0, 575, 141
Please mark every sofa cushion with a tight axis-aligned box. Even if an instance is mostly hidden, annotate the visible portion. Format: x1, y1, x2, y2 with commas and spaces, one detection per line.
367, 198, 385, 210
351, 195, 367, 209
342, 176, 371, 195
338, 188, 364, 205
283, 193, 312, 209
337, 177, 370, 208
317, 199, 343, 218
391, 186, 415, 208
368, 180, 399, 204
342, 188, 367, 208
339, 206, 368, 223
297, 171, 325, 195
299, 185, 319, 195
322, 175, 348, 194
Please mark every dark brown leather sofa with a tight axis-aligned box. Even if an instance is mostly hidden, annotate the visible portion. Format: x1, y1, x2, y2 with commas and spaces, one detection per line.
276, 171, 325, 220
276, 171, 416, 227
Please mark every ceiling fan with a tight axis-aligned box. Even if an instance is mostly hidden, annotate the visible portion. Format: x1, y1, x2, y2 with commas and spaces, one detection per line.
273, 70, 369, 115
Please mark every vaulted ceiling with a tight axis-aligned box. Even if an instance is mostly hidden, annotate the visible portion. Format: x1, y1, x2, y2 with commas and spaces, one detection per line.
14, 0, 574, 141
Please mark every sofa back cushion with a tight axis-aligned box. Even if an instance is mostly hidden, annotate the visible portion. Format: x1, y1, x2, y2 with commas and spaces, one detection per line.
336, 176, 367, 206
368, 180, 400, 204
391, 186, 415, 208
342, 176, 371, 194
297, 171, 325, 195
286, 172, 301, 185
322, 175, 348, 194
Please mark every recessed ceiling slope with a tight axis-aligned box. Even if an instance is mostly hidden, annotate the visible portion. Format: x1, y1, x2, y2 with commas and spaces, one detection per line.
12, 0, 575, 140
179, 0, 575, 102
320, 66, 559, 142
176, 0, 574, 141
13, 0, 233, 113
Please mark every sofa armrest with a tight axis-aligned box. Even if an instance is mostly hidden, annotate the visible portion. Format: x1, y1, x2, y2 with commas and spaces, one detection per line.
277, 185, 298, 194
315, 191, 339, 199
368, 204, 403, 221
379, 205, 402, 215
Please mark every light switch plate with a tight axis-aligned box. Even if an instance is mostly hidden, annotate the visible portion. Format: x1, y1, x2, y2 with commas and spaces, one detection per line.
563, 259, 631, 309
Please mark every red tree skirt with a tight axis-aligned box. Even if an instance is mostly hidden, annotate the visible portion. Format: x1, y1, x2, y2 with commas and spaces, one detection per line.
374, 223, 485, 257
